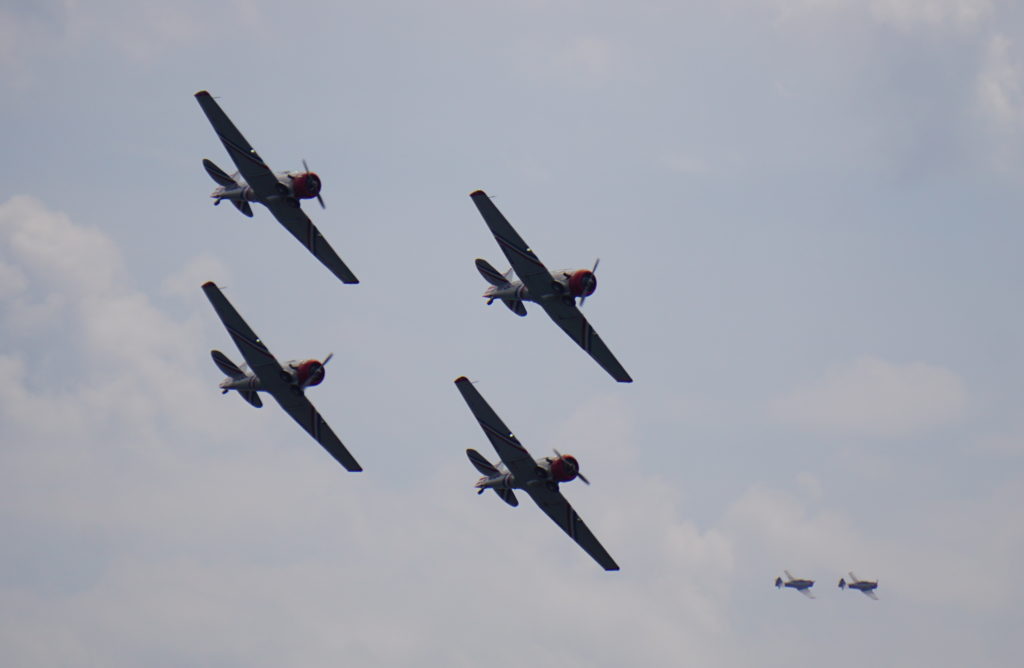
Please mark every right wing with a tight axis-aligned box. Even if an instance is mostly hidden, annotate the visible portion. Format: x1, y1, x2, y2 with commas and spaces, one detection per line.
862, 590, 879, 600
799, 588, 815, 599
269, 389, 363, 472
262, 199, 360, 284
469, 190, 557, 299
195, 91, 281, 199
202, 282, 287, 386
521, 483, 619, 571
454, 376, 538, 484
536, 296, 632, 382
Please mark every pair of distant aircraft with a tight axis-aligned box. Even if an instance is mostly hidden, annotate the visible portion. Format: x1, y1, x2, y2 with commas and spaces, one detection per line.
195, 92, 627, 570
776, 571, 880, 599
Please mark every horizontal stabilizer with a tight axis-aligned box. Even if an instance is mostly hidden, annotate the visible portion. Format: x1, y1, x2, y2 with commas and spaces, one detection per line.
467, 448, 499, 476
502, 298, 527, 316
203, 158, 236, 187
211, 350, 245, 379
476, 258, 510, 287
232, 200, 253, 217
496, 488, 518, 507
240, 390, 263, 408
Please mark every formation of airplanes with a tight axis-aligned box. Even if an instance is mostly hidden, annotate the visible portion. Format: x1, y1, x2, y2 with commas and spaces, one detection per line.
776, 571, 880, 599
194, 90, 624, 571
193, 90, 884, 582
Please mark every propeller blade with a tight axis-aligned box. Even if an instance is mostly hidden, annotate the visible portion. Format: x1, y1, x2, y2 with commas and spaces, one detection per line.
578, 472, 590, 485
317, 193, 325, 209
322, 352, 334, 366
592, 257, 600, 273
302, 158, 310, 172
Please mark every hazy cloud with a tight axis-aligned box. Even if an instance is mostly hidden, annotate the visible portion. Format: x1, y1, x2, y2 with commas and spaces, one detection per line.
769, 357, 968, 436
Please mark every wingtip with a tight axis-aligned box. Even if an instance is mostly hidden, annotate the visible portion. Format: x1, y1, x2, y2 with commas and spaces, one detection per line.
454, 375, 470, 384
469, 189, 487, 198
195, 90, 210, 98
201, 280, 217, 289
618, 377, 633, 383
348, 465, 364, 473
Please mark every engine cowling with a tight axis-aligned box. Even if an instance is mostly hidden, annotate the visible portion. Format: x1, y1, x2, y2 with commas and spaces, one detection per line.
291, 172, 322, 200
549, 454, 580, 483
295, 359, 326, 388
567, 269, 597, 298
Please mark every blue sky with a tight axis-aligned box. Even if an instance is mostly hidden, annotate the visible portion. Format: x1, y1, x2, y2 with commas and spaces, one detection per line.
1, 1, 1022, 666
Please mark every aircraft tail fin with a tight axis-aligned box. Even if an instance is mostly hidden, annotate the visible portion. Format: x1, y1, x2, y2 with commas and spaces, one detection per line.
232, 200, 254, 217
775, 577, 783, 589
466, 449, 518, 507
839, 578, 847, 589
476, 258, 511, 287
467, 448, 499, 476
211, 350, 245, 379
502, 298, 527, 316
203, 158, 236, 187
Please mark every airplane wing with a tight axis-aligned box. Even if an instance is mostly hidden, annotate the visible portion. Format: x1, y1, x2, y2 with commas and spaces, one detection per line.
862, 589, 878, 600
202, 282, 361, 472
261, 200, 360, 284
202, 282, 288, 387
195, 91, 281, 199
266, 387, 363, 472
469, 190, 557, 299
520, 483, 619, 571
535, 297, 632, 383
784, 570, 795, 581
799, 588, 816, 599
454, 376, 538, 484
454, 376, 618, 571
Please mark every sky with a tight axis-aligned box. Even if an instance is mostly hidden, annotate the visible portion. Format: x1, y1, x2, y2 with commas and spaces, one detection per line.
1, 0, 1022, 665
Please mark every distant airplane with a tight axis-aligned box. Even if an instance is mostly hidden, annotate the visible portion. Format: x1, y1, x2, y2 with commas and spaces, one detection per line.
775, 570, 815, 598
454, 376, 619, 571
839, 572, 879, 600
195, 90, 359, 284
469, 189, 632, 383
202, 282, 362, 472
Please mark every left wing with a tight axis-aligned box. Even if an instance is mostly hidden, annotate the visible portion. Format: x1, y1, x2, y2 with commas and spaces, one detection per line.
268, 389, 363, 472
202, 282, 288, 388
862, 589, 879, 600
195, 91, 281, 199
536, 297, 632, 383
799, 588, 816, 599
454, 376, 538, 484
470, 190, 557, 300
521, 483, 620, 571
262, 200, 360, 284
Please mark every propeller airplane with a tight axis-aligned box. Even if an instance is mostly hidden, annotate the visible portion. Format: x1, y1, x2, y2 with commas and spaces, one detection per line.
195, 91, 359, 284
455, 376, 618, 571
202, 281, 362, 472
470, 190, 632, 383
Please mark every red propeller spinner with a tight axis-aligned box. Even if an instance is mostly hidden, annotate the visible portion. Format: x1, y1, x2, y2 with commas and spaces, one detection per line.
550, 449, 590, 484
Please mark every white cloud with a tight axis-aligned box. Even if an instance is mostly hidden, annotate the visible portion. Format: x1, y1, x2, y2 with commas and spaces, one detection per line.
869, 0, 993, 29
768, 356, 968, 436
977, 34, 1024, 131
